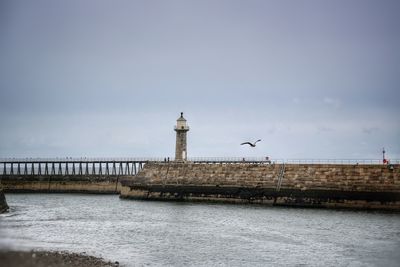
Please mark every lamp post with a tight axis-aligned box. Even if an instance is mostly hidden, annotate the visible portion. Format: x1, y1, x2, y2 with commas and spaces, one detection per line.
382, 147, 386, 164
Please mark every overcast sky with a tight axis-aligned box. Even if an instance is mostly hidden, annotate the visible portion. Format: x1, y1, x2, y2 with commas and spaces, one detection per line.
0, 0, 399, 160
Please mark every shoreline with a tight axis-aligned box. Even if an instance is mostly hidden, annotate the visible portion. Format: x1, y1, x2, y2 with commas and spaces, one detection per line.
0, 250, 119, 267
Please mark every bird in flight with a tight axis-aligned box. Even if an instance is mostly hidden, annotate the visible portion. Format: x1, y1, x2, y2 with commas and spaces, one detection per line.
240, 139, 261, 147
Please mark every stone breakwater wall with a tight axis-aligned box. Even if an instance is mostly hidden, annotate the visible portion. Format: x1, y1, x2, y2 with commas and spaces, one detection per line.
0, 185, 8, 213
120, 162, 400, 210
1, 176, 130, 194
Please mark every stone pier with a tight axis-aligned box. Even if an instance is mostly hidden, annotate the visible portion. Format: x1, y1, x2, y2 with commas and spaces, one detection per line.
120, 162, 400, 210
1, 176, 128, 194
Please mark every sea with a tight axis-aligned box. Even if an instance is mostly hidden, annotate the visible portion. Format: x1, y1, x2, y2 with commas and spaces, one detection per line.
1, 194, 399, 267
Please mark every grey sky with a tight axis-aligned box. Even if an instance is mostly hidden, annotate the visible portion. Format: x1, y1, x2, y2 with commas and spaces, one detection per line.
1, 0, 399, 159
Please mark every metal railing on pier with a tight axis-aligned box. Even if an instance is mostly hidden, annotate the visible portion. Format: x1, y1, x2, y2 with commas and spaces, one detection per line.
280, 159, 400, 165
188, 157, 400, 165
0, 157, 165, 163
188, 157, 270, 163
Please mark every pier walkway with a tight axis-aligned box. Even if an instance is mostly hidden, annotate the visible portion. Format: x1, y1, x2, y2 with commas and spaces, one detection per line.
0, 157, 397, 177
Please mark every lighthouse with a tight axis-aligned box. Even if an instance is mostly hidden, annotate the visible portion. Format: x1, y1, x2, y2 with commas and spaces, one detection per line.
174, 112, 189, 161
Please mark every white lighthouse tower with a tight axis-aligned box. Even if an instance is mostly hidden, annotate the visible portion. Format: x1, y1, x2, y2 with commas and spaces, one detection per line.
174, 112, 189, 161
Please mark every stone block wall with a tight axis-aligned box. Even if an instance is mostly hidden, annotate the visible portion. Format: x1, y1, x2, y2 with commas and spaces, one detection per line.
282, 164, 400, 192
135, 162, 281, 187
120, 162, 400, 210
1, 175, 127, 194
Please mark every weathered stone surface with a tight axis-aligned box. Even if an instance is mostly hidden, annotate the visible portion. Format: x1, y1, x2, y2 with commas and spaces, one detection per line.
120, 162, 400, 210
0, 184, 9, 213
1, 175, 128, 194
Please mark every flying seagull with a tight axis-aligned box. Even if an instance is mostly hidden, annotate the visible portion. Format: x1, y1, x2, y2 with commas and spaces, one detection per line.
240, 139, 261, 147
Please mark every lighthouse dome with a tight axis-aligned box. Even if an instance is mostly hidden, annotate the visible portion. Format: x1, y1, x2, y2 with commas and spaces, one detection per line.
177, 112, 186, 121
175, 112, 189, 131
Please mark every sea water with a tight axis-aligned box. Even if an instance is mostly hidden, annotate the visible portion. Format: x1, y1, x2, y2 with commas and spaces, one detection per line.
0, 194, 399, 266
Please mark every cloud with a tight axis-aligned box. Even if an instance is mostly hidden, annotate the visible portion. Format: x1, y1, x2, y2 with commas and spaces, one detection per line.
323, 97, 342, 108
362, 127, 379, 135
317, 126, 335, 132
292, 97, 301, 104
0, 1, 399, 159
